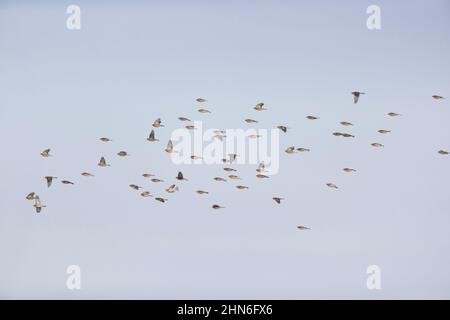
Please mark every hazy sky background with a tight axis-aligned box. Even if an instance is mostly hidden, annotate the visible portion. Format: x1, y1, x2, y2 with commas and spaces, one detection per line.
1, 0, 450, 299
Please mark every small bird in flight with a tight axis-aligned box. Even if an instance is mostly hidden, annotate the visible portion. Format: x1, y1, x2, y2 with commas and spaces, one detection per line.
196, 98, 207, 103
151, 178, 164, 183
245, 118, 258, 123
33, 196, 46, 213
371, 143, 384, 148
198, 108, 211, 113
166, 184, 179, 193
40, 149, 52, 157
387, 112, 400, 117
277, 125, 288, 133
432, 95, 445, 100
256, 161, 266, 173
228, 175, 240, 180
129, 184, 142, 190
214, 177, 227, 182
306, 115, 319, 120
99, 137, 112, 142
352, 91, 365, 104
178, 116, 191, 121
165, 140, 175, 153
26, 192, 36, 200
190, 155, 203, 160
142, 173, 155, 178
297, 148, 310, 152
140, 191, 152, 198
378, 129, 391, 134
340, 121, 354, 126
185, 125, 196, 130
45, 176, 57, 188
326, 183, 338, 189
98, 156, 110, 167
152, 118, 164, 128
343, 168, 357, 173
285, 146, 296, 154
224, 167, 237, 172
117, 151, 129, 157
272, 197, 284, 204
438, 150, 449, 155
176, 172, 188, 181
196, 190, 209, 195
147, 130, 158, 142
155, 197, 168, 203
212, 204, 224, 209
256, 174, 269, 179
254, 103, 267, 111
61, 180, 74, 185
236, 185, 249, 190
81, 172, 94, 177
297, 225, 311, 231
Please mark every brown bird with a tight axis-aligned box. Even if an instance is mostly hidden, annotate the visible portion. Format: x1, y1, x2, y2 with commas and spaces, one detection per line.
26, 192, 36, 200
196, 190, 209, 195
214, 177, 227, 182
254, 103, 267, 111
81, 172, 94, 177
297, 148, 310, 152
99, 137, 112, 142
438, 150, 449, 155
147, 130, 158, 142
140, 191, 152, 197
277, 125, 288, 133
155, 197, 168, 203
306, 115, 319, 120
340, 121, 354, 126
196, 98, 207, 103
142, 173, 155, 178
256, 174, 269, 179
165, 140, 175, 153
117, 151, 129, 157
33, 196, 46, 213
166, 184, 179, 193
228, 175, 240, 180
176, 171, 188, 181
152, 118, 164, 128
352, 91, 365, 104
387, 112, 400, 117
40, 149, 52, 157
256, 161, 266, 173
333, 132, 343, 137
371, 143, 384, 148
272, 197, 284, 204
297, 225, 311, 230
185, 125, 196, 130
245, 118, 258, 123
61, 180, 74, 185
98, 156, 110, 167
228, 154, 238, 163
236, 185, 249, 190
343, 168, 357, 173
151, 178, 164, 183
45, 176, 57, 188
326, 183, 338, 189
198, 108, 211, 113
378, 129, 391, 134
178, 116, 191, 121
224, 167, 237, 172
285, 146, 296, 154
212, 204, 224, 209
341, 133, 355, 138
129, 184, 142, 190
432, 95, 445, 100
190, 155, 203, 160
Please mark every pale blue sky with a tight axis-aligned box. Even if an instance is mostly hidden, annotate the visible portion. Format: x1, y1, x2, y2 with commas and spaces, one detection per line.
1, 0, 450, 299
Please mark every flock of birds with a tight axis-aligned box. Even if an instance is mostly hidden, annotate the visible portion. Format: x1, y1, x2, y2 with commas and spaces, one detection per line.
25, 93, 447, 231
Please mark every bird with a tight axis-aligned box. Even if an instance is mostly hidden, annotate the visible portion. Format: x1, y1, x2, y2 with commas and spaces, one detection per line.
81, 172, 94, 177
147, 130, 158, 142
224, 168, 237, 172
98, 156, 110, 167
256, 161, 266, 173
341, 133, 355, 138
196, 98, 207, 103
176, 172, 188, 181
140, 191, 152, 197
198, 108, 211, 113
129, 184, 142, 190
178, 116, 191, 121
387, 112, 400, 117
152, 118, 164, 128
333, 132, 343, 137
40, 149, 52, 157
326, 183, 338, 189
306, 115, 319, 120
236, 185, 249, 190
285, 146, 296, 154
166, 184, 179, 193
190, 155, 202, 160
142, 173, 155, 178
432, 95, 445, 100
26, 192, 36, 200
214, 177, 227, 182
155, 197, 168, 203
340, 121, 354, 126
272, 197, 284, 204
99, 137, 112, 142
228, 175, 240, 180
228, 154, 238, 163
212, 204, 224, 209
343, 168, 357, 173
245, 118, 258, 123
371, 143, 384, 148
165, 140, 175, 153
196, 190, 209, 195
351, 91, 365, 104
378, 129, 391, 134
44, 176, 57, 188
33, 196, 46, 213
297, 148, 310, 152
185, 125, 196, 130
151, 178, 164, 183
277, 125, 288, 133
254, 103, 267, 111
256, 174, 269, 179
297, 225, 311, 230
61, 180, 74, 185
117, 151, 129, 157
438, 150, 449, 155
